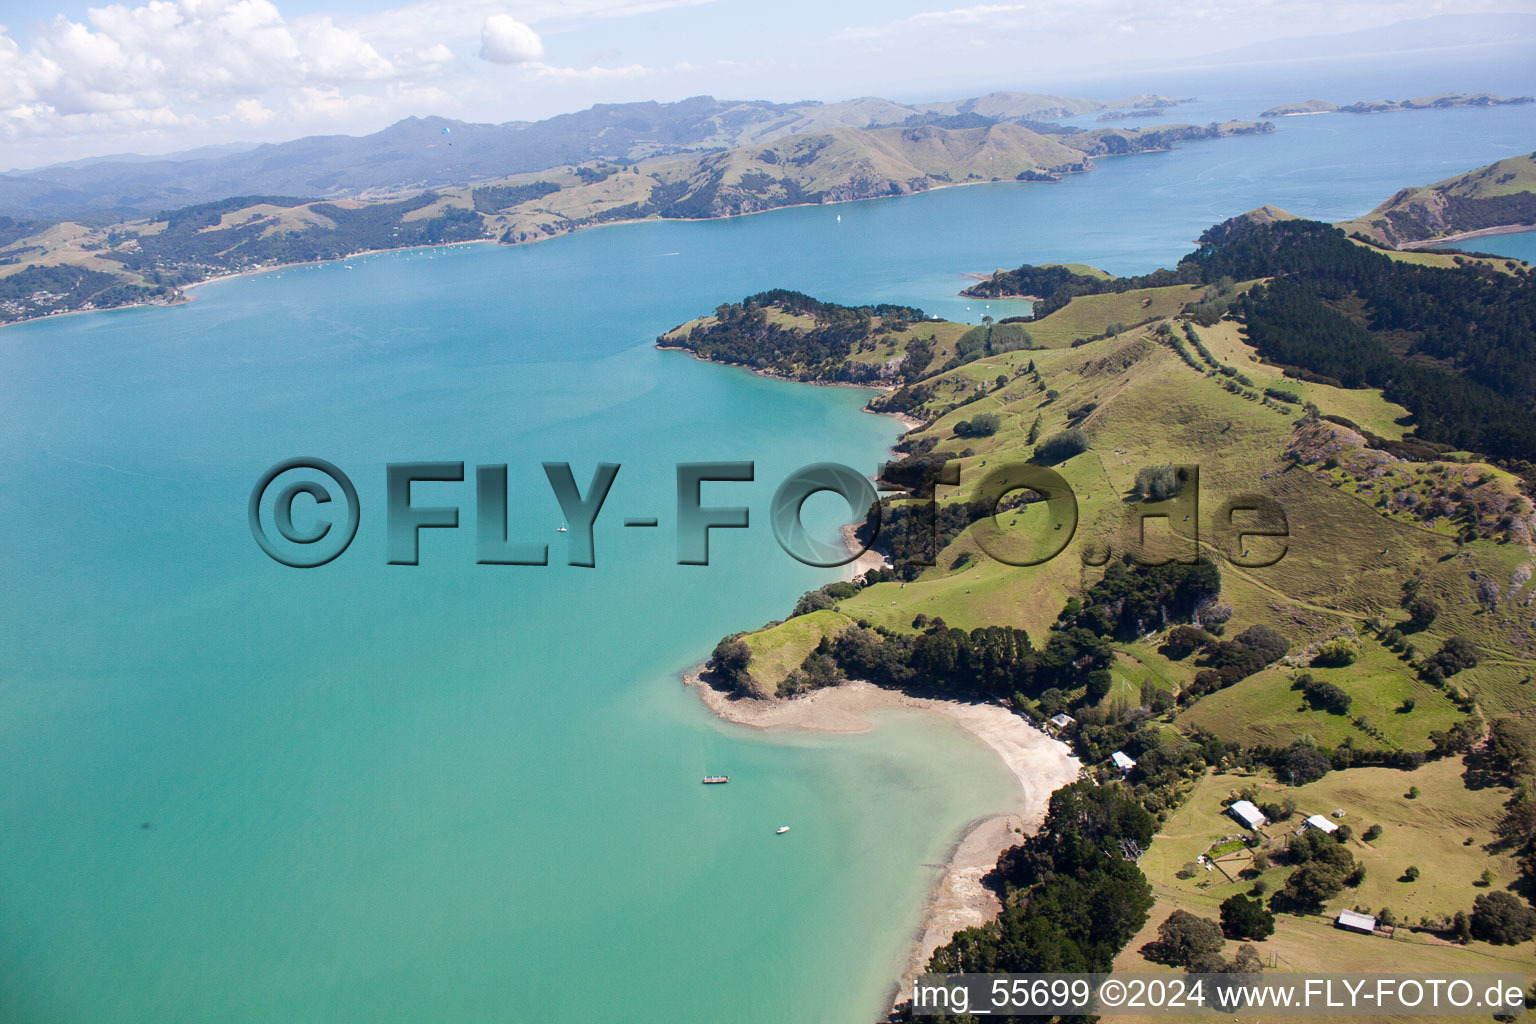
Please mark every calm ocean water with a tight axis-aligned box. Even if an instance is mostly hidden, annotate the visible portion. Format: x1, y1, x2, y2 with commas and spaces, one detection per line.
1, 54, 1533, 1023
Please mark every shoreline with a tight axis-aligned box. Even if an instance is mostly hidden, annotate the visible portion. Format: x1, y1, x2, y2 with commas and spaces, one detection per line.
1396, 222, 1536, 250
655, 342, 925, 438
2, 176, 1072, 334
682, 671, 1081, 1011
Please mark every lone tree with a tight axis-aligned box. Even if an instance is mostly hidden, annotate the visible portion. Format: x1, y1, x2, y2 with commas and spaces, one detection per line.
1220, 893, 1275, 940
1033, 427, 1089, 465
1470, 891, 1536, 945
1154, 910, 1226, 967
1405, 594, 1439, 627
1274, 861, 1347, 912
1134, 464, 1184, 501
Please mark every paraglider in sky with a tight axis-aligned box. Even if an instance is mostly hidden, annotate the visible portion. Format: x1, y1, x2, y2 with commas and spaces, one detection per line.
441, 126, 452, 147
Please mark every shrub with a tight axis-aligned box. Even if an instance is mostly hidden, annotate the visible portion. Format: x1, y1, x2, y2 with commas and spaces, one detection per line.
1403, 865, 1420, 881
1135, 464, 1184, 501
1162, 625, 1215, 657
1235, 624, 1290, 665
1312, 637, 1359, 667
1363, 824, 1382, 842
1295, 673, 1352, 714
1033, 428, 1089, 464
954, 412, 1001, 438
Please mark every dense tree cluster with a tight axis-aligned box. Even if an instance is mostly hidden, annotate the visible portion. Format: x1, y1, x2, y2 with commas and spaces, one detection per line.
1271, 827, 1362, 912
1220, 893, 1276, 940
953, 412, 1001, 438
1032, 427, 1089, 464
470, 181, 561, 212
922, 782, 1155, 997
1061, 559, 1223, 641
660, 289, 928, 382
1294, 672, 1352, 714
1470, 891, 1536, 945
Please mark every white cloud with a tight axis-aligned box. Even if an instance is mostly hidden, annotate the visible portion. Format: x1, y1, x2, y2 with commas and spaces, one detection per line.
232, 97, 276, 123
525, 60, 649, 80
479, 14, 543, 63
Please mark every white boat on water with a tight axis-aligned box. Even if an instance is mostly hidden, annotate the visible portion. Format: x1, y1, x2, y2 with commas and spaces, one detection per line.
775, 826, 790, 835
557, 523, 568, 533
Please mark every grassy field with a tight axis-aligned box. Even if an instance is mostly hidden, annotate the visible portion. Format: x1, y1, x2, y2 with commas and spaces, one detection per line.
1121, 761, 1535, 1007
738, 608, 852, 694
1177, 640, 1468, 751
1021, 285, 1206, 348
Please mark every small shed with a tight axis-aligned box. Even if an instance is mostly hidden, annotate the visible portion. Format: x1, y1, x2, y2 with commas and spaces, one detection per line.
1306, 813, 1339, 835
1228, 799, 1267, 831
1048, 713, 1075, 730
1336, 910, 1376, 934
1111, 751, 1136, 773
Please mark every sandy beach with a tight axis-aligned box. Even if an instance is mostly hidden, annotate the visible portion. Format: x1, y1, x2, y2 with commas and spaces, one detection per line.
683, 672, 1082, 1001
1397, 222, 1536, 250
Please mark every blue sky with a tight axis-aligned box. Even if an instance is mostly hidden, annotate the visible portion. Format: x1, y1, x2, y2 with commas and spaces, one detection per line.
2, 0, 1534, 168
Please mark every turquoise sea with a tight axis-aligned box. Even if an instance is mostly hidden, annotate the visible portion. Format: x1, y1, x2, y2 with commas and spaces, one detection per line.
1, 56, 1534, 1023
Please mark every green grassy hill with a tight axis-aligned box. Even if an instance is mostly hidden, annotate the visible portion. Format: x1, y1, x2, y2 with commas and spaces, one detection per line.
1337, 152, 1536, 247
677, 173, 1536, 1005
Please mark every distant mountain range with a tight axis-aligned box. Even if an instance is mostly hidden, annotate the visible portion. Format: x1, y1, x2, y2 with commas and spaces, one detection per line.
0, 91, 1193, 219
0, 96, 1282, 325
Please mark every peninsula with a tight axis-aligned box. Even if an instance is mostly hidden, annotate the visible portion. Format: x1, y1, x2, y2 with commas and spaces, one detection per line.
661, 176, 1536, 1010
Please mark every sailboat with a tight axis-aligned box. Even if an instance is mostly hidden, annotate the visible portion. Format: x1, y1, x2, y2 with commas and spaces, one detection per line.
557, 522, 568, 533
775, 826, 790, 835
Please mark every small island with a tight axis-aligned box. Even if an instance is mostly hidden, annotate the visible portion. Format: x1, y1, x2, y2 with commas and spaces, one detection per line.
1262, 93, 1532, 117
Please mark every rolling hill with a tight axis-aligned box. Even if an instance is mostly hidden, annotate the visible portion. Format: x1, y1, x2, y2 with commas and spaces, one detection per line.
0, 118, 1273, 325
0, 91, 1198, 220
1337, 152, 1536, 248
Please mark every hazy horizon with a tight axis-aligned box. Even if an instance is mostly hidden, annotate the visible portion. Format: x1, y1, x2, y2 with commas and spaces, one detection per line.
2, 1, 1535, 170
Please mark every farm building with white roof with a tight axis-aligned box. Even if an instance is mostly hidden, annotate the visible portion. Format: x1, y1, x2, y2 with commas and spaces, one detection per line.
1227, 799, 1267, 831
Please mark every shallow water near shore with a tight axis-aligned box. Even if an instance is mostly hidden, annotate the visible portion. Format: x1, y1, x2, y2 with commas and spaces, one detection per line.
2, 59, 1535, 1023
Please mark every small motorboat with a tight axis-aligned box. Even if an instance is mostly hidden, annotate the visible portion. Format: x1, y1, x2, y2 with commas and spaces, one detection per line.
775, 826, 790, 835
702, 776, 729, 784
556, 523, 568, 533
